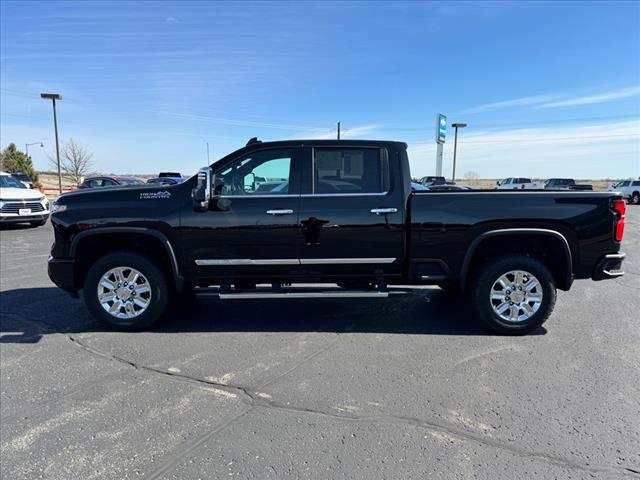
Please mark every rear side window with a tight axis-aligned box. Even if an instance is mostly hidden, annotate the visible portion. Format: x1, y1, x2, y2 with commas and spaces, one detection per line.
313, 147, 387, 194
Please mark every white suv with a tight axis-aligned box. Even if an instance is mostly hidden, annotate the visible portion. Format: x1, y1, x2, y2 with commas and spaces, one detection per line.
0, 171, 51, 226
608, 180, 640, 204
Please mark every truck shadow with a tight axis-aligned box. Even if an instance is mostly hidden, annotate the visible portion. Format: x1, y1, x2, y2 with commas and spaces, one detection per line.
0, 287, 547, 343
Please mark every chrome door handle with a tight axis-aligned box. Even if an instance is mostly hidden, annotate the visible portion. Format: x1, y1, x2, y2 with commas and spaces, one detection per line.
266, 209, 294, 215
371, 208, 398, 215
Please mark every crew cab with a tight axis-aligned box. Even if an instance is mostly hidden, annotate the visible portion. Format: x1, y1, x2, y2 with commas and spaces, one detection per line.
544, 178, 593, 191
495, 177, 541, 189
48, 139, 626, 334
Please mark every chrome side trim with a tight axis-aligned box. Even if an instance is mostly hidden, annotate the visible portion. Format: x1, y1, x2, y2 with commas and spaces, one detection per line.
300, 258, 396, 265
195, 257, 397, 266
195, 259, 300, 266
300, 192, 389, 197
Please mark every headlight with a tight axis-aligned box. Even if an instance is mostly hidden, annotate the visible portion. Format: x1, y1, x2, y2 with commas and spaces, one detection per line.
0, 200, 4, 209
51, 202, 67, 213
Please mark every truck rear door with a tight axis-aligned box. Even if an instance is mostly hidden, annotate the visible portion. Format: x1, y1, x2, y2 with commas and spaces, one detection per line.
295, 145, 405, 277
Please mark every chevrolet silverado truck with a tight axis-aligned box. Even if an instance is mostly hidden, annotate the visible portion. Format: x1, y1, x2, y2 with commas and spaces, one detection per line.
48, 139, 627, 334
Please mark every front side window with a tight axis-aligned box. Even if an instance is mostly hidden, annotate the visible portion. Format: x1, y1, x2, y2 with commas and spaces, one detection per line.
217, 149, 293, 195
313, 147, 385, 194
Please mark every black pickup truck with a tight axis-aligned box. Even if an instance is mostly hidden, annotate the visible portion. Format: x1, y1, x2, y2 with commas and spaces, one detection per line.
544, 178, 594, 191
48, 139, 626, 334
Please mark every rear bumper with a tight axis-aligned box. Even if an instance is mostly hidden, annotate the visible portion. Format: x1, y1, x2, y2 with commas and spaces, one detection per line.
48, 256, 78, 296
592, 253, 625, 281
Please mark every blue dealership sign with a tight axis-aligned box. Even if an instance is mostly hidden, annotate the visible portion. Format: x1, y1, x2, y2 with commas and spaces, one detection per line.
436, 113, 446, 144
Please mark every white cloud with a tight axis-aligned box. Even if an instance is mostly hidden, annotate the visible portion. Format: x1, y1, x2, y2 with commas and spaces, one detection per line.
461, 95, 559, 114
407, 120, 640, 179
537, 86, 640, 108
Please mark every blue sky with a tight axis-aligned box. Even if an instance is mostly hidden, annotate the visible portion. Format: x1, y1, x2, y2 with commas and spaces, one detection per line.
1, 0, 639, 179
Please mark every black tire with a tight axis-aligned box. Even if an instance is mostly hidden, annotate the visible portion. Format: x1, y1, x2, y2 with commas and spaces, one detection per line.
83, 251, 170, 330
632, 192, 639, 205
472, 255, 556, 335
30, 219, 47, 227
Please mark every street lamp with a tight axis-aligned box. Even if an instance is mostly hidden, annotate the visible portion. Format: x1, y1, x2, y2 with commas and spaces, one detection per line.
25, 142, 44, 157
40, 93, 63, 194
451, 122, 467, 183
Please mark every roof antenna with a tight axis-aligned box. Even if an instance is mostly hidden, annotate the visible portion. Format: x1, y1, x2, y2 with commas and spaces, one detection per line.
246, 137, 261, 146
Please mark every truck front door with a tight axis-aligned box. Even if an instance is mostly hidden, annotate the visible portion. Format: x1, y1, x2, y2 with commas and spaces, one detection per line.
180, 147, 303, 280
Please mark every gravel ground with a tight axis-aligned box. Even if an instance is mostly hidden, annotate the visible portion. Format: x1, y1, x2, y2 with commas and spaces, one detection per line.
1, 208, 639, 479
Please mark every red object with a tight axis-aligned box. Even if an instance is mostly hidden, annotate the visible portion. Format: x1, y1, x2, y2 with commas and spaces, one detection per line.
612, 199, 626, 242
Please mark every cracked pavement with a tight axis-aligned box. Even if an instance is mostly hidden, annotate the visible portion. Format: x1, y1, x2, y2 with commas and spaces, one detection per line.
1, 208, 639, 479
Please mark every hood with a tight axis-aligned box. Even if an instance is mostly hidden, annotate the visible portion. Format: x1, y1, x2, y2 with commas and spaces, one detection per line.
54, 177, 195, 206
0, 186, 46, 201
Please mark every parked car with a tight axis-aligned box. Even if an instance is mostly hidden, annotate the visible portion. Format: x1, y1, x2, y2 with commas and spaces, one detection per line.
146, 177, 186, 185
608, 179, 640, 204
420, 175, 446, 187
48, 139, 626, 335
78, 176, 145, 189
495, 178, 542, 189
0, 171, 50, 226
543, 178, 593, 191
10, 172, 34, 189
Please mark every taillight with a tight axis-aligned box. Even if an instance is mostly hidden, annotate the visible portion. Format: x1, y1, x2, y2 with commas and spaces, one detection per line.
612, 199, 626, 242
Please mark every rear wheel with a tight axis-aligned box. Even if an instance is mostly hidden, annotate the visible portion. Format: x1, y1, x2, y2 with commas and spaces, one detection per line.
472, 255, 556, 335
83, 251, 170, 330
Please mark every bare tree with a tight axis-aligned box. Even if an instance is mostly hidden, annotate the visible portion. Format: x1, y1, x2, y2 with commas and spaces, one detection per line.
51, 139, 94, 186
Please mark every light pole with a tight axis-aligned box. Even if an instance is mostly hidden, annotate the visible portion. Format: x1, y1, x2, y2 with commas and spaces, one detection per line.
25, 142, 44, 157
451, 122, 467, 183
40, 93, 63, 194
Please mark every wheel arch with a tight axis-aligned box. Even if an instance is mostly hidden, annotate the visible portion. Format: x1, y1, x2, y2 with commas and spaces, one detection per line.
459, 228, 573, 292
70, 227, 183, 292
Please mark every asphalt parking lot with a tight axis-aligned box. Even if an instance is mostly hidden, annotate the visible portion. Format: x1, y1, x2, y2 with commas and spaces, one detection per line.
1, 208, 639, 480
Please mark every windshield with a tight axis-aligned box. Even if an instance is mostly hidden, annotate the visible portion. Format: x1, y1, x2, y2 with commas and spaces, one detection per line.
0, 174, 27, 188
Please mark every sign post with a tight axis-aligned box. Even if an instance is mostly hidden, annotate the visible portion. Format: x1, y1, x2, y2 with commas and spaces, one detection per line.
435, 113, 446, 176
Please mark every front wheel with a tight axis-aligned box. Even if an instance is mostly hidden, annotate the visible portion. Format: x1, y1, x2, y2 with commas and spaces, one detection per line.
632, 192, 639, 205
83, 251, 170, 330
472, 255, 556, 335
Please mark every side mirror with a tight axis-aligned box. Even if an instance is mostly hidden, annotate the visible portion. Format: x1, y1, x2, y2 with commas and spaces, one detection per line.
192, 167, 211, 212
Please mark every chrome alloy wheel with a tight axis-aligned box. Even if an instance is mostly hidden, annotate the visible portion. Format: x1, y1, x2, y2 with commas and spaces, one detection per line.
489, 270, 543, 322
97, 266, 152, 319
